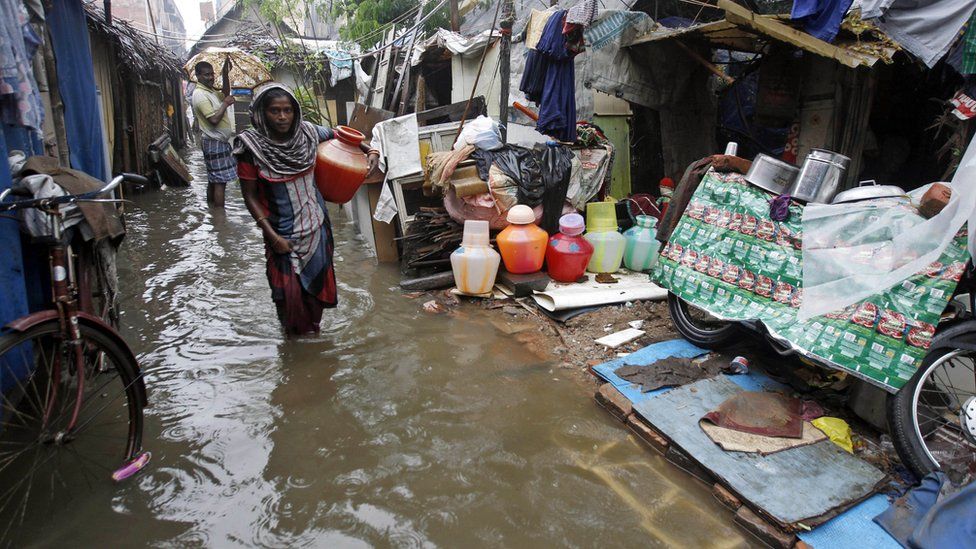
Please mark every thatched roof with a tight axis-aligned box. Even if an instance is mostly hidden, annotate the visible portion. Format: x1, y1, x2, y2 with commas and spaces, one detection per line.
84, 3, 183, 78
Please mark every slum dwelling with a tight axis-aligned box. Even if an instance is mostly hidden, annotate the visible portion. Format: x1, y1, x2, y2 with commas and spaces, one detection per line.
85, 3, 188, 182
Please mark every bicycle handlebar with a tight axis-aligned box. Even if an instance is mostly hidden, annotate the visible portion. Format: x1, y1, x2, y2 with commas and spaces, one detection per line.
0, 172, 147, 212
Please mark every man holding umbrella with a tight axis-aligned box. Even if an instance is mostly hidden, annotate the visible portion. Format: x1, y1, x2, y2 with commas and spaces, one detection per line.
192, 58, 236, 207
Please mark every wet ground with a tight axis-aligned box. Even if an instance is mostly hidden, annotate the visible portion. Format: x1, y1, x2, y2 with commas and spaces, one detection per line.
15, 150, 755, 547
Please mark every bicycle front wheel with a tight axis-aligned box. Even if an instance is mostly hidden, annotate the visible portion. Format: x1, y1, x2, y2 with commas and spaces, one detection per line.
889, 345, 976, 484
0, 320, 144, 536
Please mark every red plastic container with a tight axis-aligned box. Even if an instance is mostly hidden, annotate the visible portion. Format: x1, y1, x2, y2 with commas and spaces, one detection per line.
545, 213, 593, 283
314, 126, 368, 204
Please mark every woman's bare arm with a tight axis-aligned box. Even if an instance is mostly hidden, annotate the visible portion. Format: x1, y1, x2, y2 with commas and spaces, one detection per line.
241, 178, 291, 253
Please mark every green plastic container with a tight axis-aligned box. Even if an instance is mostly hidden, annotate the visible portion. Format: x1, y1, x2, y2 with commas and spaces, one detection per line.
623, 216, 661, 271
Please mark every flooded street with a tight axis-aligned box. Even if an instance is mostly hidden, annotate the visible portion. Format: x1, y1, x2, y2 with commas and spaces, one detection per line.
19, 150, 753, 547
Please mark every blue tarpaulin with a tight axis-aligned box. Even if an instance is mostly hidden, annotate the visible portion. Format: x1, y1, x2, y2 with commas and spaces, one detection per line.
0, 129, 30, 396
46, 0, 107, 181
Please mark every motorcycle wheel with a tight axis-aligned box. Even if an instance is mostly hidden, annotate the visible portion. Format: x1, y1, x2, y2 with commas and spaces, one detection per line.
667, 292, 740, 349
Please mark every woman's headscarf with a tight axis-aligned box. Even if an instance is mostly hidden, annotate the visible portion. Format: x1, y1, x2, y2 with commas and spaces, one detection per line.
233, 82, 319, 176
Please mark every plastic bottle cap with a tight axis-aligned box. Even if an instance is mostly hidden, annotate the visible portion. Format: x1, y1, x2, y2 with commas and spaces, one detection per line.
559, 213, 585, 236
461, 219, 491, 247
586, 201, 618, 232
506, 204, 536, 224
635, 215, 657, 229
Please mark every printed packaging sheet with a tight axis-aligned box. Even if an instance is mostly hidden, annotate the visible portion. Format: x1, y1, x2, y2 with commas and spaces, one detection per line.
653, 171, 968, 391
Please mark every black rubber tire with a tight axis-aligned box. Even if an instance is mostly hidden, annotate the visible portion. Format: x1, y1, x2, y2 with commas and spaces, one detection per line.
0, 320, 144, 532
888, 344, 973, 480
667, 292, 740, 349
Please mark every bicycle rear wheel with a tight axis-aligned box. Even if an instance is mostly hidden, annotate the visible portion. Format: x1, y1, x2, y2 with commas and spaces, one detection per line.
0, 320, 144, 537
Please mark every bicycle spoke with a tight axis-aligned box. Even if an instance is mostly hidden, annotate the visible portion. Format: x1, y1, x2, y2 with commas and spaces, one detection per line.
65, 443, 113, 474
72, 372, 142, 435
0, 322, 142, 541
65, 445, 100, 490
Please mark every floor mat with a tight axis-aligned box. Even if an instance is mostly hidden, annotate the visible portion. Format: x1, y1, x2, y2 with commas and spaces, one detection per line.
700, 419, 827, 455
633, 376, 886, 527
702, 391, 805, 438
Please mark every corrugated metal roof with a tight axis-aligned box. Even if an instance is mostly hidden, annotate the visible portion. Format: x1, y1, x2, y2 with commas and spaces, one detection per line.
626, 0, 899, 68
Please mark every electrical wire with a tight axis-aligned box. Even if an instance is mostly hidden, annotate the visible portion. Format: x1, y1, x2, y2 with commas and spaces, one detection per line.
103, 0, 447, 59
338, 0, 450, 61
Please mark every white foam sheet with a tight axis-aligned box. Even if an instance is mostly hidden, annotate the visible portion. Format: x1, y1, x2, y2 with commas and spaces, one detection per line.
530, 271, 667, 312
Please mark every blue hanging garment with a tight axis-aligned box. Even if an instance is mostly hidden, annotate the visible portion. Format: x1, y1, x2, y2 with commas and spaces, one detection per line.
534, 11, 577, 143
791, 0, 854, 43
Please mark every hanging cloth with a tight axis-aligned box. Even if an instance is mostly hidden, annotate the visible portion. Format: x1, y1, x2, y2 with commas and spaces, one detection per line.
535, 11, 578, 143
790, 0, 855, 43
861, 0, 976, 68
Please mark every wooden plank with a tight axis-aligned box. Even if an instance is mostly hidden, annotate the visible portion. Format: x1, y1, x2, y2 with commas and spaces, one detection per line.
366, 181, 399, 263
717, 0, 870, 68
347, 103, 395, 142
592, 115, 632, 198
633, 376, 886, 529
416, 96, 487, 126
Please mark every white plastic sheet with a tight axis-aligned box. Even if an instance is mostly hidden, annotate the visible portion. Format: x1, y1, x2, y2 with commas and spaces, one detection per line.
799, 138, 976, 320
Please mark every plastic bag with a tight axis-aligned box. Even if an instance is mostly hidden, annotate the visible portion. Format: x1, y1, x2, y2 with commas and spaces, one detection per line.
811, 417, 853, 453
799, 137, 976, 320
539, 144, 574, 234
454, 115, 503, 151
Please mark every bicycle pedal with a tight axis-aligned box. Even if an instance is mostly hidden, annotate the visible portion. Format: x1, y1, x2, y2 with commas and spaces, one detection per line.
112, 451, 151, 482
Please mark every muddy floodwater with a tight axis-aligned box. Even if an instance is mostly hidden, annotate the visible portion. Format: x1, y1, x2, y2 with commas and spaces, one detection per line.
15, 151, 755, 547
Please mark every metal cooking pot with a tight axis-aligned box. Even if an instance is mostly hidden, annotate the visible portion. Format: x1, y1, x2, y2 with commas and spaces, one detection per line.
744, 154, 799, 195
789, 149, 851, 203
831, 180, 908, 204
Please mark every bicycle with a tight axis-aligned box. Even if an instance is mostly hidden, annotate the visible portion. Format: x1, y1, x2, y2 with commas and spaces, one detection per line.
0, 173, 150, 536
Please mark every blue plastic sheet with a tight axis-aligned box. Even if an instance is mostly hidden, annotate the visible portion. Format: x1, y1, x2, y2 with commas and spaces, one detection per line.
46, 0, 107, 181
790, 0, 854, 43
798, 494, 900, 548
591, 339, 787, 403
0, 130, 30, 397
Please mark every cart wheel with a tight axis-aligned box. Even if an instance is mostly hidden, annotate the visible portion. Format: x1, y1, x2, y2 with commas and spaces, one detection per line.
667, 292, 740, 349
888, 341, 976, 484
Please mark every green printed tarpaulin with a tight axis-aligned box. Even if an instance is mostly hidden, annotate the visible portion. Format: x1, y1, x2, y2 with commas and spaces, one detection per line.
653, 171, 968, 391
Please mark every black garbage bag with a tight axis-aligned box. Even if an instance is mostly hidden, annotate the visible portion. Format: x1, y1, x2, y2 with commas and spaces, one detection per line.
471, 145, 544, 207
538, 144, 574, 234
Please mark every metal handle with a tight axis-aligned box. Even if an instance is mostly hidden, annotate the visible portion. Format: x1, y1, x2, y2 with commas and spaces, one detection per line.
858, 180, 878, 188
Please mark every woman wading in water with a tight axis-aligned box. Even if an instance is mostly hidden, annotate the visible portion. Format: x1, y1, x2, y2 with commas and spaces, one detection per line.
234, 83, 378, 334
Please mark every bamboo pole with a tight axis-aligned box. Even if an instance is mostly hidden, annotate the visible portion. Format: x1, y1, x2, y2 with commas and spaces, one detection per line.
449, 0, 459, 32
498, 0, 514, 142
392, 1, 427, 116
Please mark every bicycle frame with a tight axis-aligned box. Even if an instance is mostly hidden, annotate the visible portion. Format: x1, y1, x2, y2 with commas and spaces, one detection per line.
1, 186, 150, 433
26, 206, 87, 438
